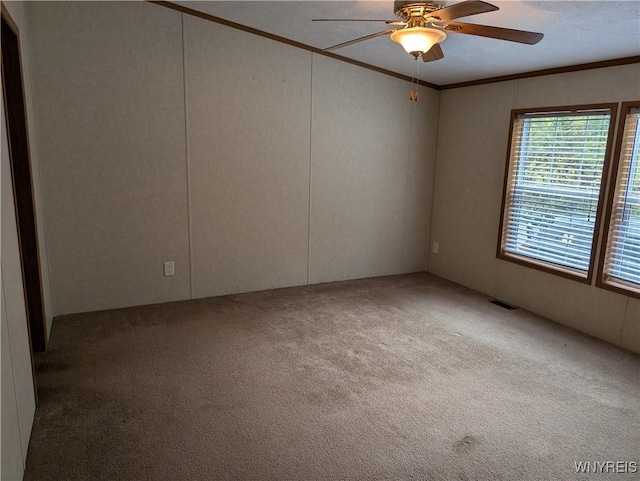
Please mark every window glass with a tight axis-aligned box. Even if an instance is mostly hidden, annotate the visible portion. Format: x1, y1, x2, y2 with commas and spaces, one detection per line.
498, 106, 615, 281
599, 104, 640, 295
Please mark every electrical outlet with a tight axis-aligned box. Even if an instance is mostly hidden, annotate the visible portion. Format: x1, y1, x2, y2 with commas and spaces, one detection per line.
164, 261, 175, 277
432, 241, 439, 254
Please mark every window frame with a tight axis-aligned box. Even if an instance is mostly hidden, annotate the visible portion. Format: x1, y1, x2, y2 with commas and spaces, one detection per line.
596, 101, 640, 299
496, 103, 618, 284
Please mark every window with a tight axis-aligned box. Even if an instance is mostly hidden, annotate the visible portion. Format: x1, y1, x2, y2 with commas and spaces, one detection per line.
598, 101, 640, 297
497, 104, 617, 282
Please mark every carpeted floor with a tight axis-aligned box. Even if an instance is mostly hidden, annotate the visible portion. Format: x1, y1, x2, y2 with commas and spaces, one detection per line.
25, 273, 639, 480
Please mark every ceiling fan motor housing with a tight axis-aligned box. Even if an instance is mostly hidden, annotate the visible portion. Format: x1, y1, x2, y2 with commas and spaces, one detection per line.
393, 1, 447, 23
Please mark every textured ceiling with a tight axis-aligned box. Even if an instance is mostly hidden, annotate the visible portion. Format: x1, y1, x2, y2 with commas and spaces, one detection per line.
176, 1, 640, 86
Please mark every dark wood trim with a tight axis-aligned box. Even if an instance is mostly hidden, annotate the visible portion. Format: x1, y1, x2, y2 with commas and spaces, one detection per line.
586, 103, 619, 285
496, 109, 518, 261
1, 2, 16, 33
441, 57, 640, 90
596, 277, 640, 299
595, 100, 640, 300
496, 103, 619, 285
148, 1, 440, 90
1, 5, 48, 353
508, 104, 616, 117
497, 253, 592, 285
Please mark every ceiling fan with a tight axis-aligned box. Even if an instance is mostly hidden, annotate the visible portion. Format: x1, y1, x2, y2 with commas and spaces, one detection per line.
313, 0, 544, 62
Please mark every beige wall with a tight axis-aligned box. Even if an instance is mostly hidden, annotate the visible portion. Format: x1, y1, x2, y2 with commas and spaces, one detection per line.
428, 64, 640, 353
28, 1, 191, 314
186, 15, 311, 298
309, 55, 438, 283
27, 2, 439, 313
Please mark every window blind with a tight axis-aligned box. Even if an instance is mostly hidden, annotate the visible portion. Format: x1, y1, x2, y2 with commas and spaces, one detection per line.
602, 107, 640, 291
500, 109, 611, 275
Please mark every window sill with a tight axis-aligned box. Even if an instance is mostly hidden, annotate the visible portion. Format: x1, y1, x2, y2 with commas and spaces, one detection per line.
497, 251, 592, 284
596, 277, 640, 299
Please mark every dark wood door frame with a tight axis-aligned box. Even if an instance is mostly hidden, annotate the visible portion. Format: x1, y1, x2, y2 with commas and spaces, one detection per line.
2, 4, 47, 353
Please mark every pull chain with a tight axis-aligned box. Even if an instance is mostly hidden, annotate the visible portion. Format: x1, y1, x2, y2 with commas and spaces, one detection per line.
409, 56, 420, 102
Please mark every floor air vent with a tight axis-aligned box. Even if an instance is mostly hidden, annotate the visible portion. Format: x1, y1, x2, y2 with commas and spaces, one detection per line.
489, 299, 518, 310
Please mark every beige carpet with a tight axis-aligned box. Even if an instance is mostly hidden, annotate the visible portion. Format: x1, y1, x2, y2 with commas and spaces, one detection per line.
25, 273, 639, 480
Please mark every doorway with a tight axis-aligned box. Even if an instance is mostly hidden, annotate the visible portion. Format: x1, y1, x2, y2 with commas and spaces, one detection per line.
2, 9, 47, 353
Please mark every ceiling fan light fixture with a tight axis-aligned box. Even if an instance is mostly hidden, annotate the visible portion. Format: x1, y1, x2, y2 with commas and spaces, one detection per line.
390, 27, 446, 57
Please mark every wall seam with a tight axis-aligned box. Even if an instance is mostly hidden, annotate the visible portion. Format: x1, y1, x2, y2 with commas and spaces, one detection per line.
181, 13, 194, 299
306, 54, 313, 285
1, 266, 26, 469
424, 90, 443, 272
618, 296, 630, 346
399, 93, 415, 272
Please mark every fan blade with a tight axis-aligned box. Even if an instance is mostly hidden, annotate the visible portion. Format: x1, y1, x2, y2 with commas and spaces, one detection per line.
313, 19, 405, 25
430, 0, 498, 22
324, 29, 397, 51
422, 43, 444, 62
445, 21, 543, 44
